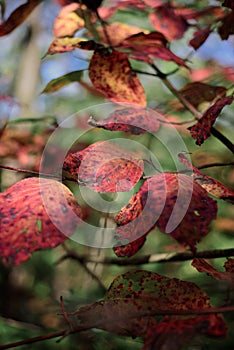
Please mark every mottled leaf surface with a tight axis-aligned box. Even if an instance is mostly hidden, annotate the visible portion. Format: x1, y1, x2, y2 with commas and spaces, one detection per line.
188, 95, 234, 145
46, 37, 87, 55
192, 258, 234, 283
89, 48, 146, 106
114, 173, 217, 257
149, 4, 188, 40
88, 107, 160, 134
53, 3, 84, 37
0, 178, 83, 265
42, 70, 83, 93
68, 270, 226, 346
0, 0, 41, 36
63, 141, 144, 192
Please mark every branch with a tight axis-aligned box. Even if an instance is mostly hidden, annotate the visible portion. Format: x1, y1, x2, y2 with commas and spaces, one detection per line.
57, 248, 234, 266
0, 165, 59, 179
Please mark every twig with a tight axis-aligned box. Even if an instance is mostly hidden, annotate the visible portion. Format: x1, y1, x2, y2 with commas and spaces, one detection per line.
56, 248, 234, 266
0, 164, 59, 179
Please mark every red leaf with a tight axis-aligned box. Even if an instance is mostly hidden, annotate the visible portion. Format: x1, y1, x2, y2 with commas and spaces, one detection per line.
0, 178, 83, 265
149, 4, 188, 41
120, 32, 187, 67
69, 270, 226, 344
114, 173, 217, 257
53, 3, 84, 38
63, 140, 144, 192
180, 82, 227, 108
89, 48, 146, 106
218, 11, 234, 40
192, 258, 234, 283
188, 95, 234, 145
0, 0, 41, 37
178, 153, 234, 204
88, 107, 160, 134
189, 26, 211, 50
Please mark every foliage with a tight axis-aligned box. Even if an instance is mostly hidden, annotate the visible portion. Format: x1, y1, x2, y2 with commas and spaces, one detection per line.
0, 0, 234, 349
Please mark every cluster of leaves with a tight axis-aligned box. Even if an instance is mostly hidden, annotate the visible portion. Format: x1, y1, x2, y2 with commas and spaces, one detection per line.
0, 0, 234, 349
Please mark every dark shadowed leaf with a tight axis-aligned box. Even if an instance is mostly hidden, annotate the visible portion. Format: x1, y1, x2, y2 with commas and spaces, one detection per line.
0, 177, 83, 265
63, 140, 144, 192
188, 95, 234, 145
189, 26, 211, 50
222, 0, 234, 10
88, 107, 160, 134
218, 11, 234, 40
149, 4, 188, 41
180, 82, 227, 108
89, 48, 146, 106
53, 2, 84, 37
42, 70, 83, 93
0, 0, 41, 36
120, 32, 187, 67
192, 258, 234, 283
114, 173, 217, 257
67, 270, 226, 347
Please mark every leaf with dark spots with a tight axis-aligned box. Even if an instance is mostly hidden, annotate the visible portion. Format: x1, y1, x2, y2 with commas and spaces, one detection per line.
63, 140, 144, 192
46, 37, 88, 55
188, 95, 234, 145
149, 4, 188, 41
114, 173, 217, 257
53, 3, 84, 38
67, 270, 226, 346
192, 258, 234, 283
0, 177, 83, 266
41, 70, 83, 93
180, 82, 227, 108
0, 0, 41, 37
119, 32, 187, 67
88, 107, 160, 135
89, 48, 146, 106
189, 26, 211, 50
179, 153, 234, 204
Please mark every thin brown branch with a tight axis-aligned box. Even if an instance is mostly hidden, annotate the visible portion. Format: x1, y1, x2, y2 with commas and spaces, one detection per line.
57, 248, 234, 266
0, 164, 59, 179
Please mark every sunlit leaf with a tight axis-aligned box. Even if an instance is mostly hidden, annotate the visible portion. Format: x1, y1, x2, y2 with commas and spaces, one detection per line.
0, 0, 41, 36
88, 107, 160, 134
188, 95, 234, 145
0, 177, 83, 265
149, 4, 188, 41
46, 37, 87, 55
192, 258, 234, 283
114, 173, 217, 257
53, 3, 84, 37
89, 48, 146, 106
63, 140, 144, 192
42, 70, 83, 93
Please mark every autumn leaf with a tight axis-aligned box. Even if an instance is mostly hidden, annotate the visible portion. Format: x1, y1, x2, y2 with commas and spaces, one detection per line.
89, 48, 146, 106
53, 3, 84, 37
63, 140, 144, 192
46, 37, 88, 55
88, 107, 160, 134
67, 270, 226, 347
222, 0, 234, 10
180, 82, 227, 108
188, 95, 234, 145
0, 0, 41, 36
0, 177, 83, 265
192, 258, 234, 284
42, 70, 83, 93
119, 31, 187, 67
189, 26, 211, 50
149, 4, 188, 41
114, 173, 217, 257
218, 11, 234, 40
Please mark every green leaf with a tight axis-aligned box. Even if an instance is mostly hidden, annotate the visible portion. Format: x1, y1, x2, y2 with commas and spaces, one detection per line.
41, 70, 84, 93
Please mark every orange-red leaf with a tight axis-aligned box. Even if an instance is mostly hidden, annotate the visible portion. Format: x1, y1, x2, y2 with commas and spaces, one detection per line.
120, 32, 187, 67
63, 140, 144, 192
114, 173, 217, 257
88, 107, 160, 134
53, 3, 84, 37
178, 153, 234, 203
192, 258, 234, 283
89, 48, 146, 106
188, 95, 234, 145
46, 37, 87, 55
0, 177, 83, 265
0, 0, 41, 37
149, 4, 188, 41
